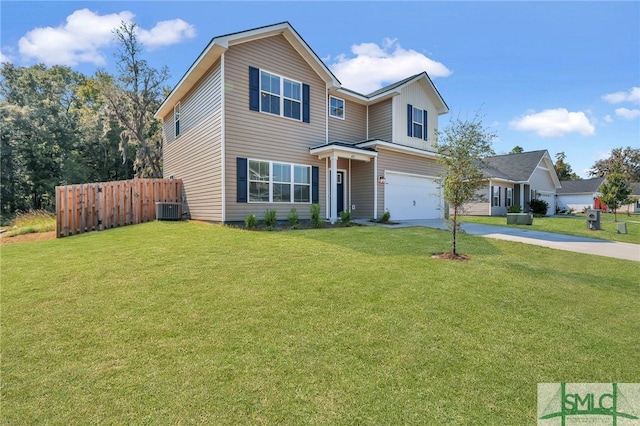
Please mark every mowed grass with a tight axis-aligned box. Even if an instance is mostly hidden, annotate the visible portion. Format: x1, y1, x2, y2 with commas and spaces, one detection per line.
2, 221, 639, 424
460, 213, 640, 244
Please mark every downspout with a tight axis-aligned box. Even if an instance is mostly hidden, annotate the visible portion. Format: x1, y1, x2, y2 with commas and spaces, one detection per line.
373, 156, 378, 220
220, 53, 226, 223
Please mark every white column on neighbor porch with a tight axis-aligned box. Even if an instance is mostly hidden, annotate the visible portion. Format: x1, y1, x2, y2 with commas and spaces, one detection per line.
330, 155, 338, 224
373, 156, 378, 220
520, 183, 525, 211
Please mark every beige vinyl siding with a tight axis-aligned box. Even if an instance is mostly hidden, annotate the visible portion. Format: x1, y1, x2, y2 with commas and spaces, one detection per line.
455, 185, 491, 216
328, 100, 367, 143
368, 99, 392, 141
224, 35, 328, 222
350, 161, 375, 219
392, 80, 439, 151
162, 61, 223, 222
376, 148, 444, 216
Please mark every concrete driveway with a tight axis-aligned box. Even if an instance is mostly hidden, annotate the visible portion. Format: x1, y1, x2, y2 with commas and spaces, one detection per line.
354, 219, 640, 262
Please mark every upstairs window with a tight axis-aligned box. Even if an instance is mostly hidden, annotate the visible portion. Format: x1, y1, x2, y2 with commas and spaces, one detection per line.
174, 103, 181, 137
329, 96, 345, 119
407, 104, 428, 140
249, 67, 310, 123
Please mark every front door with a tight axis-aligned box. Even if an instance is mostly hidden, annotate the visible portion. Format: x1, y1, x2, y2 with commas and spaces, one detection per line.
330, 171, 345, 214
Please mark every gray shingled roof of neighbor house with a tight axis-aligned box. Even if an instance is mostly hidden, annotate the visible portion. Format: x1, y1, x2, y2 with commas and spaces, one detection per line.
482, 150, 548, 182
557, 177, 605, 194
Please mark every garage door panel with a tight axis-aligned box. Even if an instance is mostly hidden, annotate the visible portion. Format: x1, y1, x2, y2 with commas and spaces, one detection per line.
384, 172, 441, 220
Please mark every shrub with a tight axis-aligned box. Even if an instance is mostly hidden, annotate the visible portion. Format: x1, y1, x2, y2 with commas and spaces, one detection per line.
244, 214, 257, 229
287, 208, 299, 229
507, 205, 521, 213
264, 210, 277, 229
528, 198, 549, 216
381, 210, 391, 223
310, 204, 323, 228
339, 210, 351, 226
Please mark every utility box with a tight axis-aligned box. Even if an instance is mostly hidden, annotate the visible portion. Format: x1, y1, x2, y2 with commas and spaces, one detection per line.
586, 209, 601, 230
156, 202, 183, 220
617, 222, 628, 234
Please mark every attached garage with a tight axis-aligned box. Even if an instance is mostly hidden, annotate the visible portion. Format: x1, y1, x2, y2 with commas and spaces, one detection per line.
384, 172, 442, 220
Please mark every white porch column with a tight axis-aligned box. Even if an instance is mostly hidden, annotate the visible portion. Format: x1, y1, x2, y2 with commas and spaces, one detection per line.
330, 155, 338, 224
520, 183, 525, 211
373, 156, 378, 220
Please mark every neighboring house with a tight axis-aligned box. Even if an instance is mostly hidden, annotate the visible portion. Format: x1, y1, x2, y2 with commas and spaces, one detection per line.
154, 22, 449, 223
626, 182, 640, 214
456, 150, 561, 216
556, 177, 605, 213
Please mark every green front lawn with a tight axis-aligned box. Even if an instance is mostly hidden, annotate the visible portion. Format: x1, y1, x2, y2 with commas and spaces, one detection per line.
2, 222, 639, 424
460, 213, 640, 244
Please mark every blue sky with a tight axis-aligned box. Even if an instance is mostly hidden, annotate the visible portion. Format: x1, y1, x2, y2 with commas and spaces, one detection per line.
2, 1, 638, 178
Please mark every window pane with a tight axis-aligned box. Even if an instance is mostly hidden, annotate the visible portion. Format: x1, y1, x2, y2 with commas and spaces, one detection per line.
413, 123, 423, 138
273, 163, 291, 182
273, 183, 291, 202
284, 79, 300, 100
284, 99, 301, 120
413, 107, 423, 124
249, 182, 269, 202
294, 166, 310, 184
294, 184, 310, 203
261, 71, 280, 95
249, 160, 269, 181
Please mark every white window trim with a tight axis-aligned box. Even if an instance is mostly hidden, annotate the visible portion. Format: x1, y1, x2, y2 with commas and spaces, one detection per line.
174, 102, 181, 138
412, 105, 424, 139
506, 187, 513, 207
329, 96, 345, 120
492, 185, 501, 207
260, 69, 302, 122
248, 158, 312, 204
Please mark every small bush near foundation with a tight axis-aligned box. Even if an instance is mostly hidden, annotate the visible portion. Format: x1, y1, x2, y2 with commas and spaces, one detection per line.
528, 199, 549, 216
381, 210, 391, 223
264, 210, 277, 230
288, 208, 300, 229
244, 214, 257, 229
310, 204, 323, 228
339, 210, 351, 227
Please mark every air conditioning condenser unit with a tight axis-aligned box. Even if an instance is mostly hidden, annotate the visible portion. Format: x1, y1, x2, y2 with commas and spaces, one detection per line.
156, 202, 183, 220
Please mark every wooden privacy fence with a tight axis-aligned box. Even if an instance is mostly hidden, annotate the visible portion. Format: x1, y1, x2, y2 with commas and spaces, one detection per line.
56, 178, 184, 238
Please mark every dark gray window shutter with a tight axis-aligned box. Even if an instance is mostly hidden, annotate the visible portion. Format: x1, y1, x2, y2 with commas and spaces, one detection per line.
249, 67, 259, 111
302, 84, 310, 123
237, 157, 248, 203
423, 110, 428, 140
312, 166, 319, 204
407, 104, 413, 137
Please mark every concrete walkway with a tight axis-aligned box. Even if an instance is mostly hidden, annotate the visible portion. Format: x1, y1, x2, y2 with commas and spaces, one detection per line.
353, 219, 640, 262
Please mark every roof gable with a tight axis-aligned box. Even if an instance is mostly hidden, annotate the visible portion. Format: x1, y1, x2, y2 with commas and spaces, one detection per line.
156, 22, 340, 119
484, 150, 560, 187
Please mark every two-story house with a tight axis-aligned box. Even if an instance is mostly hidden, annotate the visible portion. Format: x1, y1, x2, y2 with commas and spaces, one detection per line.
154, 22, 449, 223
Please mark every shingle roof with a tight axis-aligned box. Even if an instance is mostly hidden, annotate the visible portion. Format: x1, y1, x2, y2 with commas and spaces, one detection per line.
557, 177, 605, 194
483, 150, 549, 182
366, 74, 422, 97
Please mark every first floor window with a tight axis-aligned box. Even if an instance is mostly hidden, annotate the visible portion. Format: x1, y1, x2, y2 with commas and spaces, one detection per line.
492, 186, 501, 207
506, 188, 513, 207
248, 159, 311, 203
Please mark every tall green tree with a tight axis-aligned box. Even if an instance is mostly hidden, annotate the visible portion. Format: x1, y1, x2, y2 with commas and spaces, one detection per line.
509, 145, 523, 154
554, 151, 581, 181
598, 170, 633, 222
0, 64, 84, 219
97, 22, 168, 178
435, 114, 496, 257
589, 146, 640, 183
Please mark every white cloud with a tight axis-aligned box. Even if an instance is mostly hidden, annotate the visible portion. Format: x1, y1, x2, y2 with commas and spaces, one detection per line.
0, 50, 13, 64
615, 107, 640, 120
329, 38, 452, 94
603, 114, 613, 123
509, 108, 595, 137
602, 87, 640, 104
16, 9, 195, 66
18, 9, 135, 66
137, 19, 196, 50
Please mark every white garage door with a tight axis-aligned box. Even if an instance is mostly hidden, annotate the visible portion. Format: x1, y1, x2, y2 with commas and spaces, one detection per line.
537, 191, 556, 216
384, 172, 442, 220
